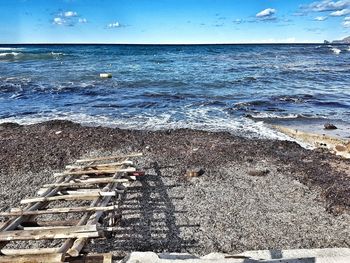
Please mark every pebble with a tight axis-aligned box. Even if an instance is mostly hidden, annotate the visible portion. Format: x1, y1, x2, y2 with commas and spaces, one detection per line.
248, 169, 270, 177
186, 168, 205, 177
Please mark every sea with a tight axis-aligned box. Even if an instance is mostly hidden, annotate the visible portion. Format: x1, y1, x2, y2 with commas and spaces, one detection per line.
0, 44, 350, 140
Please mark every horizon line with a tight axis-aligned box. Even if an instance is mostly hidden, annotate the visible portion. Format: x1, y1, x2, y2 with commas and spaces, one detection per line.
0, 42, 327, 45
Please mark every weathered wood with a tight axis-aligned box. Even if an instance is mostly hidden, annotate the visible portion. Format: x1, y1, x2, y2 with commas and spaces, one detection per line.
66, 160, 134, 170
66, 253, 113, 263
0, 153, 140, 258
54, 167, 136, 177
0, 175, 74, 250
0, 253, 64, 263
76, 153, 143, 163
67, 186, 119, 257
64, 174, 122, 257
0, 205, 117, 217
57, 174, 122, 254
22, 226, 86, 231
1, 248, 59, 256
43, 178, 129, 188
0, 225, 100, 241
21, 219, 80, 228
20, 192, 116, 204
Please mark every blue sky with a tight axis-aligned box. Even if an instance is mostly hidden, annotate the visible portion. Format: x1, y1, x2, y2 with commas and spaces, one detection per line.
0, 0, 350, 43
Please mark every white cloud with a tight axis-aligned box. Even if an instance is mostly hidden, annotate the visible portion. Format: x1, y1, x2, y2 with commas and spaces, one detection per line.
343, 16, 350, 26
78, 18, 87, 23
233, 19, 243, 24
306, 0, 350, 12
107, 22, 120, 28
330, 8, 350, 15
53, 17, 64, 25
256, 8, 276, 18
52, 10, 87, 26
64, 11, 78, 17
314, 16, 328, 20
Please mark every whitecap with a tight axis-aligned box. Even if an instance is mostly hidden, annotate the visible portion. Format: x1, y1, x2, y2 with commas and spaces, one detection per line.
0, 52, 20, 57
331, 48, 341, 55
247, 112, 302, 119
0, 47, 22, 51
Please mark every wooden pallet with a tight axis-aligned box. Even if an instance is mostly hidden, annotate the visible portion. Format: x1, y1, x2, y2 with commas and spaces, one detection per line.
0, 153, 143, 263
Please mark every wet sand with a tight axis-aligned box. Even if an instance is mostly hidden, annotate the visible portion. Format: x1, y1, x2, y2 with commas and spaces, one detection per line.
0, 120, 349, 256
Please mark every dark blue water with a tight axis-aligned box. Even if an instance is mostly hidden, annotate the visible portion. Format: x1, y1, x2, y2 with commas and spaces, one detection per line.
1, 44, 350, 139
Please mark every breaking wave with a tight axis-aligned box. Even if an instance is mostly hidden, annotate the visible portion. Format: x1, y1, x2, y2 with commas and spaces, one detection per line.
0, 108, 293, 141
0, 51, 65, 61
331, 47, 341, 55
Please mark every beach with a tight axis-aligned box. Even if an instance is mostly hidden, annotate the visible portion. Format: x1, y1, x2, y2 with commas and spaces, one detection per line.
0, 120, 349, 257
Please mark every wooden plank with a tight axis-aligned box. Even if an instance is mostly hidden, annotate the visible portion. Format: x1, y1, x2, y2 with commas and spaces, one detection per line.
0, 175, 75, 250
0, 229, 101, 241
0, 253, 64, 263
76, 153, 143, 163
0, 205, 117, 217
43, 178, 129, 188
66, 160, 134, 170
21, 219, 80, 228
66, 187, 121, 257
22, 226, 88, 231
54, 167, 136, 177
63, 175, 122, 257
20, 192, 116, 204
0, 225, 99, 241
1, 248, 59, 256
66, 253, 113, 263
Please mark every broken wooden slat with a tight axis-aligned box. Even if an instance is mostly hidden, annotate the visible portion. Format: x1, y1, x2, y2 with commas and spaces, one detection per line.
20, 192, 116, 204
54, 167, 136, 177
21, 219, 80, 228
0, 225, 100, 241
66, 160, 134, 170
43, 178, 129, 188
0, 253, 64, 263
0, 175, 76, 250
0, 205, 117, 217
1, 248, 59, 256
66, 253, 113, 263
66, 196, 118, 257
65, 175, 122, 257
76, 153, 143, 163
0, 152, 141, 260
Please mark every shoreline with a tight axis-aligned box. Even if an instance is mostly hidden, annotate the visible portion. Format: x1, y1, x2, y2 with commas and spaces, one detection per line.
0, 120, 349, 255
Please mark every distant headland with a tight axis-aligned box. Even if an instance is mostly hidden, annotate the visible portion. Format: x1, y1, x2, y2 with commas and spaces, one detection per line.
324, 36, 350, 44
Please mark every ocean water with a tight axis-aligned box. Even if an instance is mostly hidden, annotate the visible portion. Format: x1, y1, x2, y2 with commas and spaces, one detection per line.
0, 44, 350, 139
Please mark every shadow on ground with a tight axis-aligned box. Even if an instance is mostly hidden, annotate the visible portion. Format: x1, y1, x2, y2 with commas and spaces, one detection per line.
91, 162, 198, 254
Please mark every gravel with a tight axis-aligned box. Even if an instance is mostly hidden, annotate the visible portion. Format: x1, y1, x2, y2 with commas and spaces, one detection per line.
0, 120, 349, 256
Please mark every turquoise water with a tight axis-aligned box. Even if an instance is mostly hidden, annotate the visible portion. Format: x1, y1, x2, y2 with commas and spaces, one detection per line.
0, 44, 350, 138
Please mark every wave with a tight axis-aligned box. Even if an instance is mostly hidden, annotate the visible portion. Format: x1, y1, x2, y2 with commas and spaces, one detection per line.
0, 52, 20, 58
246, 112, 309, 120
0, 51, 65, 61
0, 47, 23, 51
0, 108, 293, 141
331, 47, 341, 55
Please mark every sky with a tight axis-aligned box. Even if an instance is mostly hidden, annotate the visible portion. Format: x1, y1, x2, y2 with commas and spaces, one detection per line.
0, 0, 350, 44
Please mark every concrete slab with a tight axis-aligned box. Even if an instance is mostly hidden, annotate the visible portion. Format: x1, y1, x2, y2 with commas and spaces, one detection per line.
121, 248, 350, 263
